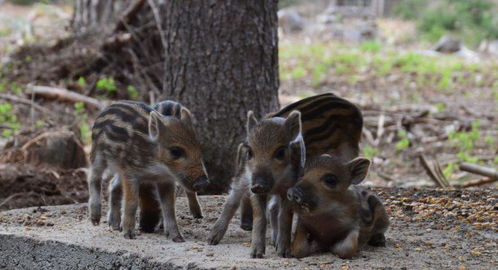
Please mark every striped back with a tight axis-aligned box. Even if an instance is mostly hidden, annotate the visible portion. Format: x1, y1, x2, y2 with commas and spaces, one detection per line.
153, 100, 184, 118
271, 93, 363, 160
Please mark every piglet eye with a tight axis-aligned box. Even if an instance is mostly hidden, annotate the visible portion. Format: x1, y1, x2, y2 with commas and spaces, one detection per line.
321, 174, 338, 187
273, 146, 286, 161
169, 146, 185, 160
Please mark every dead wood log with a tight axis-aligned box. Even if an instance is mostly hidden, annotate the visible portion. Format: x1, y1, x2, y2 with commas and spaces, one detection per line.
28, 85, 105, 110
0, 131, 88, 169
459, 163, 498, 180
21, 131, 88, 169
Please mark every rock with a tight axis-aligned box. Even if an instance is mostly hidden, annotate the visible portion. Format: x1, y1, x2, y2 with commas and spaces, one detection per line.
278, 9, 305, 34
478, 40, 498, 56
433, 36, 463, 53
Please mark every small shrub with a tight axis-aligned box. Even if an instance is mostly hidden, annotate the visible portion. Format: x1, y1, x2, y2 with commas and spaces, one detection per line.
396, 130, 410, 151
360, 41, 382, 53
363, 145, 380, 160
96, 77, 117, 93
127, 85, 139, 99
77, 77, 86, 88
74, 102, 91, 144
0, 102, 20, 138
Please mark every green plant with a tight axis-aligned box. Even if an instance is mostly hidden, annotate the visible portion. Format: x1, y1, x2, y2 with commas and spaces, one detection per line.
77, 77, 86, 88
395, 130, 410, 151
0, 102, 20, 138
74, 102, 91, 144
435, 103, 446, 113
443, 162, 457, 179
393, 0, 429, 20
448, 120, 481, 153
35, 120, 45, 128
448, 120, 482, 164
10, 83, 22, 95
96, 77, 117, 93
360, 41, 382, 53
0, 81, 7, 92
7, 0, 36, 5
363, 145, 380, 160
127, 85, 139, 99
484, 136, 495, 146
418, 0, 498, 45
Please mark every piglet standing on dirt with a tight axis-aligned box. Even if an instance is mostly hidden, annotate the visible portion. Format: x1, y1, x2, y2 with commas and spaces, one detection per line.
287, 154, 389, 259
87, 100, 209, 241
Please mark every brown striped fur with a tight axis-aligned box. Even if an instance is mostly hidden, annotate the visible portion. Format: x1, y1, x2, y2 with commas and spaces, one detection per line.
287, 154, 389, 259
88, 100, 208, 241
207, 93, 363, 259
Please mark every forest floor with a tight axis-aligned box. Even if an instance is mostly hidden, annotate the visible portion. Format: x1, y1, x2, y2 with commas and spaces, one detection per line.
0, 0, 497, 216
0, 2, 496, 269
1, 190, 497, 269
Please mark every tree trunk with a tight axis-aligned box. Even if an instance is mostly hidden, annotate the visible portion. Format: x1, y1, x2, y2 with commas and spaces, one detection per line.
160, 1, 280, 193
72, 0, 133, 33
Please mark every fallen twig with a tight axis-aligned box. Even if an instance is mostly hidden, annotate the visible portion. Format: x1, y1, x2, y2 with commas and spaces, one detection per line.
0, 192, 37, 209
28, 85, 105, 110
455, 177, 497, 188
374, 114, 385, 146
419, 154, 450, 188
0, 93, 52, 115
459, 163, 498, 180
114, 0, 147, 32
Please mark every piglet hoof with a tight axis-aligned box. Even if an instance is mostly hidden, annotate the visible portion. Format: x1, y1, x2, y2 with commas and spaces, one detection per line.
193, 214, 203, 219
207, 226, 225, 245
368, 233, 386, 247
91, 218, 100, 226
123, 230, 135, 239
240, 223, 252, 231
250, 246, 265, 259
277, 246, 292, 258
107, 216, 121, 231
172, 235, 185, 243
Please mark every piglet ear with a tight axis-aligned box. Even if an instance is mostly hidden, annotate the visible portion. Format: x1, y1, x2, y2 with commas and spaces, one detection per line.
180, 107, 193, 126
148, 111, 162, 141
284, 110, 302, 140
246, 111, 258, 133
347, 157, 371, 185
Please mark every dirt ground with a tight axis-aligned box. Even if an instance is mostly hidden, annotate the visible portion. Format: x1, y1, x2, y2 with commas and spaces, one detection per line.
0, 189, 496, 269
0, 163, 87, 211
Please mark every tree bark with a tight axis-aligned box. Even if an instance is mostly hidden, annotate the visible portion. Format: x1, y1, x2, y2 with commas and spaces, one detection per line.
160, 1, 280, 193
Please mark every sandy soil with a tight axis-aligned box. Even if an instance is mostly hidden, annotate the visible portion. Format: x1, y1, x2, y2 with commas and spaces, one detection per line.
0, 189, 496, 269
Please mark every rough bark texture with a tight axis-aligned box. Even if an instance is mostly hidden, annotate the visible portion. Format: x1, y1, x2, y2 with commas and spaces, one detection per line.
160, 1, 280, 192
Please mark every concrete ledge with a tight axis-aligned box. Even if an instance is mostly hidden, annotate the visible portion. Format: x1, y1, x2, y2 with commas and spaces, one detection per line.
0, 192, 496, 269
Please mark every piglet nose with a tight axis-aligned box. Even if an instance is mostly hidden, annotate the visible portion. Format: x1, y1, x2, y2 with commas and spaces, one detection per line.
287, 188, 302, 203
193, 175, 209, 191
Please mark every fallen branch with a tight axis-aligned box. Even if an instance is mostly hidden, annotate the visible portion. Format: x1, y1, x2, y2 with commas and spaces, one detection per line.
362, 127, 376, 146
459, 163, 498, 180
454, 177, 497, 188
419, 154, 450, 188
374, 114, 385, 146
0, 192, 37, 209
114, 0, 147, 32
377, 171, 396, 182
0, 93, 52, 115
28, 85, 105, 110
